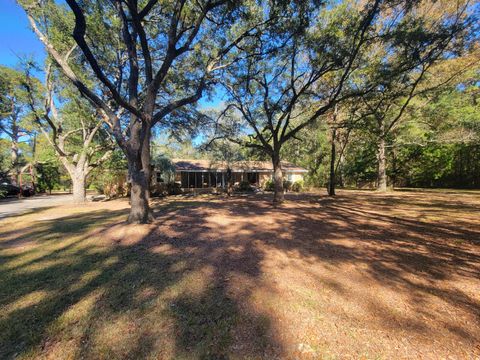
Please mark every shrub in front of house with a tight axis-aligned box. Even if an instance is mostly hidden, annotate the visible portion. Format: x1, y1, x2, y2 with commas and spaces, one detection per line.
167, 182, 183, 195
291, 180, 304, 192
151, 182, 183, 197
236, 180, 254, 192
93, 172, 128, 198
263, 179, 296, 192
283, 179, 292, 192
263, 179, 274, 191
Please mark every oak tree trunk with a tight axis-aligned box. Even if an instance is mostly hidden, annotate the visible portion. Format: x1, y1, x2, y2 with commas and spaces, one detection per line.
142, 126, 152, 200
127, 122, 153, 223
377, 136, 387, 192
226, 168, 233, 196
72, 172, 87, 204
128, 158, 153, 223
272, 153, 284, 205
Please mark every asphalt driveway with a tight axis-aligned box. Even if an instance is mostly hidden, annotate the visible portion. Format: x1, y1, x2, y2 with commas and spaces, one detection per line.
0, 194, 74, 219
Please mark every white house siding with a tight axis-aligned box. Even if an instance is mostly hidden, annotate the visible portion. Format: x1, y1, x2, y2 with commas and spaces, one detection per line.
287, 172, 304, 183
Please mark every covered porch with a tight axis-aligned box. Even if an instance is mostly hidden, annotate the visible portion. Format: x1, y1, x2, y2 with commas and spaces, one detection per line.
176, 170, 263, 189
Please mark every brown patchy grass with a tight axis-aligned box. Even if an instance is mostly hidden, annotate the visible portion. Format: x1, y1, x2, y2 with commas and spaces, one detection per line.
0, 190, 479, 359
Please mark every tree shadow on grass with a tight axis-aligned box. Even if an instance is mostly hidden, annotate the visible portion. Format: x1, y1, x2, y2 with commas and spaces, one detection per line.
172, 193, 480, 349
0, 205, 283, 359
1, 192, 479, 358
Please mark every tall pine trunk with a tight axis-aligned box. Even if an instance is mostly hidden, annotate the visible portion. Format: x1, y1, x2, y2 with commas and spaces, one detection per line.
272, 153, 284, 205
11, 136, 20, 188
12, 141, 21, 198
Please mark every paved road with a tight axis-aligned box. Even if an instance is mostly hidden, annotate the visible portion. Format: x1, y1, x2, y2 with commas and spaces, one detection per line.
0, 194, 74, 219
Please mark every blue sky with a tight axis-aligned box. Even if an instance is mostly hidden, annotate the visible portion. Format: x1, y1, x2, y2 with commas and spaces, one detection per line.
0, 0, 221, 107
0, 0, 45, 68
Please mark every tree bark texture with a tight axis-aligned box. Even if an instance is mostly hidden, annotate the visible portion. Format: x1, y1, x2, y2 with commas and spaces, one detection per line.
377, 136, 388, 192
72, 172, 86, 204
127, 122, 153, 224
272, 153, 284, 205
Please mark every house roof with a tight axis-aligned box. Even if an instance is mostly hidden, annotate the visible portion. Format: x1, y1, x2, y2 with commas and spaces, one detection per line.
172, 159, 308, 173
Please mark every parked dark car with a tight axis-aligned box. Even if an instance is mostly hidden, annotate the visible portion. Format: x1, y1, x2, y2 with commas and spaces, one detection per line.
0, 183, 21, 197
22, 185, 35, 197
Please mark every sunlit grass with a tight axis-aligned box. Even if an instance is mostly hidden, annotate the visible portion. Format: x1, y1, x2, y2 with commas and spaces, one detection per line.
1, 191, 479, 359
0, 198, 254, 359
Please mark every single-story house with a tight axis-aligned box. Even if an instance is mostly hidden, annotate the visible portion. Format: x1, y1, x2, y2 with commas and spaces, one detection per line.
155, 159, 307, 189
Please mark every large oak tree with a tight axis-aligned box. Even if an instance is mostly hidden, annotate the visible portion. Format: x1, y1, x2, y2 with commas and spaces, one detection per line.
20, 0, 264, 222
24, 63, 115, 203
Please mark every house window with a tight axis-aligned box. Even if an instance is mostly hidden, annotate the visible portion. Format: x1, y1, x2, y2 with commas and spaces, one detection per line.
195, 172, 202, 188
287, 173, 293, 181
188, 172, 196, 188
209, 172, 217, 187
247, 172, 258, 184
217, 172, 225, 188
181, 172, 188, 188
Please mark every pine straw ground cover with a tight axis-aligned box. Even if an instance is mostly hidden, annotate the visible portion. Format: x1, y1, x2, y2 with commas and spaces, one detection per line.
0, 190, 479, 359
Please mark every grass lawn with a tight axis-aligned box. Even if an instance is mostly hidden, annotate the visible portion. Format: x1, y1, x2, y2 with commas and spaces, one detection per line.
0, 190, 479, 359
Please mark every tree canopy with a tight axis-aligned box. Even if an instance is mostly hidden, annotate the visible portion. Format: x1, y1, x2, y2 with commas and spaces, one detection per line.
0, 0, 476, 210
